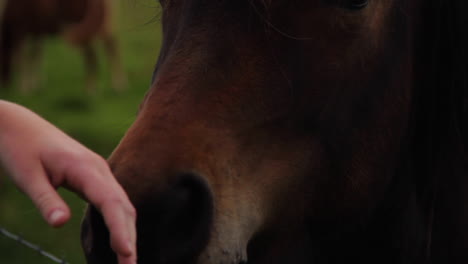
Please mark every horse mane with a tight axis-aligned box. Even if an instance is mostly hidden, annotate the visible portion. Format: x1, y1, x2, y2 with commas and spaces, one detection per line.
412, 0, 468, 260
413, 0, 468, 184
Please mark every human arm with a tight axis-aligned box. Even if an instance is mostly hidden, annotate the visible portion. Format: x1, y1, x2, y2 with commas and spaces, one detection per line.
0, 100, 137, 264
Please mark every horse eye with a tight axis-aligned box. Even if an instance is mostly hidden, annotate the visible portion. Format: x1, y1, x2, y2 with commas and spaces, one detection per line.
344, 0, 369, 10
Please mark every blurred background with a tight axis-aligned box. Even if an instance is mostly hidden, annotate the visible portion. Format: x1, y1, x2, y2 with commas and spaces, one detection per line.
0, 0, 162, 263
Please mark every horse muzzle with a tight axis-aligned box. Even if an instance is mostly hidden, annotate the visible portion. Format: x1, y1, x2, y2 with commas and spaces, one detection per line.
81, 172, 257, 264
81, 173, 214, 263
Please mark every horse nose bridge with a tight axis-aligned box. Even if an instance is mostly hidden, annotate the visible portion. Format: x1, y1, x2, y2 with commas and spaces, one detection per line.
107, 117, 236, 192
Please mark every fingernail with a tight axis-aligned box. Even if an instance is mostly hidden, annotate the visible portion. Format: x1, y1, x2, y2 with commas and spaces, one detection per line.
48, 210, 66, 225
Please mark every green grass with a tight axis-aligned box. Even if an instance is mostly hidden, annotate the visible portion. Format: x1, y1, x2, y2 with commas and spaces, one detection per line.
0, 1, 162, 263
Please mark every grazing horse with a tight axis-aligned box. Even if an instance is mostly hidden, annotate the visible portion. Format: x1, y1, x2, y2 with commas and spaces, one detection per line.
0, 0, 126, 92
81, 0, 468, 263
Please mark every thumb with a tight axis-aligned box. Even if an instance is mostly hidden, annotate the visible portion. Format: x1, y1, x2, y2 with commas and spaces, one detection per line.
18, 170, 71, 227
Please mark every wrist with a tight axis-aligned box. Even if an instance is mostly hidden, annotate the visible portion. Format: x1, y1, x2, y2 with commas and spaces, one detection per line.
0, 100, 17, 133
0, 100, 36, 140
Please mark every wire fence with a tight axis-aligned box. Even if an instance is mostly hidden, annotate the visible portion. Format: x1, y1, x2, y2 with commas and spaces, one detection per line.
0, 226, 70, 264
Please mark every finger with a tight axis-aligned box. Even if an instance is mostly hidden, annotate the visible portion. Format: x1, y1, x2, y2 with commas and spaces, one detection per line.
94, 187, 137, 263
18, 169, 71, 227
118, 254, 137, 264
67, 165, 137, 261
100, 197, 136, 257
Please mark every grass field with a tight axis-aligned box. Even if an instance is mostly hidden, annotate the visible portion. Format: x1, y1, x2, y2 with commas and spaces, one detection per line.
0, 1, 162, 263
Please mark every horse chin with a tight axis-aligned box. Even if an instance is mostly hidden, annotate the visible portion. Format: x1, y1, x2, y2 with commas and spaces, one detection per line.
196, 214, 258, 264
197, 244, 248, 264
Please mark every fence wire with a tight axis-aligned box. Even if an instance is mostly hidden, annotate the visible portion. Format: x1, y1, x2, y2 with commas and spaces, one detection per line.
0, 226, 69, 264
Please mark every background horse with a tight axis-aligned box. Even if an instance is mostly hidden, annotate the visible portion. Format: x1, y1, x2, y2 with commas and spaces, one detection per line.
82, 0, 468, 263
0, 0, 126, 93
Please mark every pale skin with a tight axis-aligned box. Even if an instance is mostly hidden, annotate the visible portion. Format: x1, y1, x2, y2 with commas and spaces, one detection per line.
0, 100, 137, 264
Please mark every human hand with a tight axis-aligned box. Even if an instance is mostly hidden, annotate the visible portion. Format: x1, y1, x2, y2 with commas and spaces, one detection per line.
0, 100, 137, 264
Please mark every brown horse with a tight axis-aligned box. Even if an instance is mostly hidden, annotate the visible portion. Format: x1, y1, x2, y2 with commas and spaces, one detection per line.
82, 0, 468, 263
0, 0, 126, 93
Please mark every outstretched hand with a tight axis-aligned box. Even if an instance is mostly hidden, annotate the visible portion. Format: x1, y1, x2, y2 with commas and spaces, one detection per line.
0, 100, 137, 264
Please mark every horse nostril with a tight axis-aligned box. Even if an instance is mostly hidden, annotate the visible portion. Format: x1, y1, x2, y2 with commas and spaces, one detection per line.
136, 173, 214, 263
81, 173, 213, 264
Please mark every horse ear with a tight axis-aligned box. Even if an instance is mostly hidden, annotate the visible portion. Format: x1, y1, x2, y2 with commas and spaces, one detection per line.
413, 0, 468, 261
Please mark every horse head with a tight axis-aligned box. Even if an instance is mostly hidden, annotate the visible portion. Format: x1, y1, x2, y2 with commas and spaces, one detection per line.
82, 1, 468, 263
